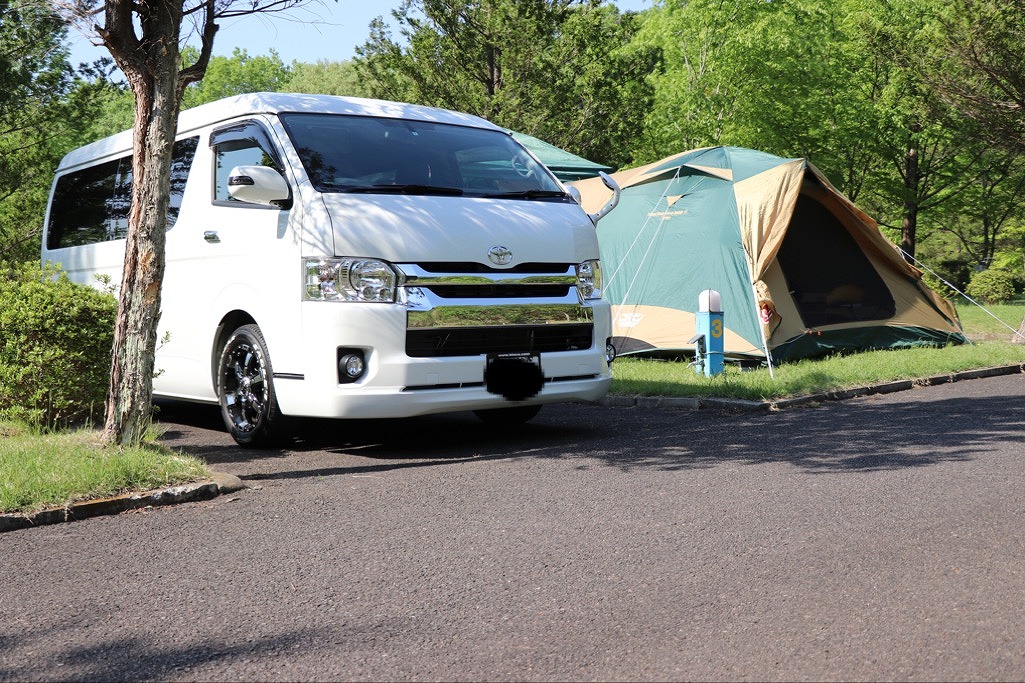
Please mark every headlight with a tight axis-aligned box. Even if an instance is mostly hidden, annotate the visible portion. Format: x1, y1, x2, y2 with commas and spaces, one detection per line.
304, 257, 398, 302
575, 259, 602, 300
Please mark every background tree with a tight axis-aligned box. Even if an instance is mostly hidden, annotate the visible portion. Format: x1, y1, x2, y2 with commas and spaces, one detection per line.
923, 0, 1025, 148
355, 0, 657, 169
924, 148, 1025, 270
912, 0, 1025, 340
0, 0, 106, 262
58, 0, 315, 446
634, 0, 1001, 265
182, 47, 293, 108
284, 59, 369, 97
627, 0, 749, 161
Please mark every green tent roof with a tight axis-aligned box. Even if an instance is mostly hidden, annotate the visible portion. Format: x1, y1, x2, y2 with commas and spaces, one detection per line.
511, 132, 613, 182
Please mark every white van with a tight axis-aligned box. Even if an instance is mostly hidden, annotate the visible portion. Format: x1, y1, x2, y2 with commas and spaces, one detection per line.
43, 93, 616, 446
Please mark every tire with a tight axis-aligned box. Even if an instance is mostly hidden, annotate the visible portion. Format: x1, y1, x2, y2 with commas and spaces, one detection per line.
473, 404, 542, 425
217, 324, 285, 447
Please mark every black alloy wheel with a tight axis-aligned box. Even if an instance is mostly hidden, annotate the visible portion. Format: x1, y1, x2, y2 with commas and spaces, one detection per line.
217, 324, 284, 447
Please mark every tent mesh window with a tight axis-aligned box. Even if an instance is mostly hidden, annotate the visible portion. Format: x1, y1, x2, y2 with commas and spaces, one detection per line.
778, 195, 896, 327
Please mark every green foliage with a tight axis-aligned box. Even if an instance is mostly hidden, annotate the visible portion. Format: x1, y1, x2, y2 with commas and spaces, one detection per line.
919, 0, 1025, 149
0, 1, 112, 261
919, 148, 1025, 268
284, 59, 370, 97
70, 82, 135, 143
919, 255, 973, 299
965, 268, 1017, 304
354, 0, 657, 169
0, 262, 116, 429
629, 0, 1018, 273
182, 48, 293, 109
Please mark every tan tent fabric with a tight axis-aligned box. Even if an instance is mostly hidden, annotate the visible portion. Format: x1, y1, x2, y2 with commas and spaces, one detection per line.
734, 158, 806, 280
611, 304, 762, 355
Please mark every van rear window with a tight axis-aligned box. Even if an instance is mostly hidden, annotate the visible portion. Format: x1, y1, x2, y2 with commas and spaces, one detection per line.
47, 136, 199, 249
278, 114, 566, 199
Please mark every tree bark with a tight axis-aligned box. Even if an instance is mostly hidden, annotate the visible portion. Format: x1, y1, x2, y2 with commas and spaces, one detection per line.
900, 138, 920, 262
83, 1, 312, 446
98, 0, 186, 446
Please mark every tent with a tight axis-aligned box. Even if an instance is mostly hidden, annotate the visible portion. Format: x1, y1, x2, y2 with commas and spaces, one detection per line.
570, 146, 967, 363
512, 132, 613, 181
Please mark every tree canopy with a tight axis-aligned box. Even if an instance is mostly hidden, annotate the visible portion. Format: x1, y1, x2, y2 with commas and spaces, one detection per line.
0, 0, 107, 261
354, 0, 658, 169
2, 0, 1024, 319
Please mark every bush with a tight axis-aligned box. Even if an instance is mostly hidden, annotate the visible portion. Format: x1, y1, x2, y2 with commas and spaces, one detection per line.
919, 257, 971, 299
0, 262, 116, 428
965, 268, 1017, 305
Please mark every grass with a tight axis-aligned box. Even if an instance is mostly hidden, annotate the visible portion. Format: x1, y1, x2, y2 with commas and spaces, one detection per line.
953, 303, 1025, 341
610, 302, 1025, 401
0, 422, 210, 515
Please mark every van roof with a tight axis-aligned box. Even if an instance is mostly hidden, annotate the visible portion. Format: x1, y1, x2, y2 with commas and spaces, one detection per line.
57, 92, 504, 171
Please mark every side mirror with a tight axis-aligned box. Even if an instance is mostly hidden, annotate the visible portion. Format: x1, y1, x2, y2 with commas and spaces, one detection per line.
227, 166, 290, 207
588, 171, 621, 225
566, 185, 583, 205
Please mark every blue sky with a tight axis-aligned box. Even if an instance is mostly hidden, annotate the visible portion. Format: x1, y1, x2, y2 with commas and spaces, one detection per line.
67, 0, 653, 69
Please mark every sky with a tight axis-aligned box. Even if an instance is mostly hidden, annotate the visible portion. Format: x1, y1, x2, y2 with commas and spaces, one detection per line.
67, 0, 653, 70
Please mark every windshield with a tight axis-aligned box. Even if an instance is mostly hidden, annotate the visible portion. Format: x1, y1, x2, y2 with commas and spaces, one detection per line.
279, 113, 566, 199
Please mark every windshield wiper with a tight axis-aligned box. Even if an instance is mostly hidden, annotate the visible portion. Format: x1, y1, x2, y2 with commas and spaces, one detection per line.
480, 189, 568, 199
343, 184, 464, 196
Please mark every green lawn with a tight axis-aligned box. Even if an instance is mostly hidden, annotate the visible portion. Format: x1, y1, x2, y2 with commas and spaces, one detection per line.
954, 303, 1025, 341
0, 423, 209, 514
610, 302, 1025, 401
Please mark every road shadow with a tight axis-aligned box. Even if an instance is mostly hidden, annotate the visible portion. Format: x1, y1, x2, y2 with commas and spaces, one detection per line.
155, 385, 1025, 479
154, 398, 587, 465
0, 622, 362, 682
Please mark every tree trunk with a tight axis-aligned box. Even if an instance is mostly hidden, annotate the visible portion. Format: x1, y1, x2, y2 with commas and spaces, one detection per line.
99, 2, 185, 447
100, 82, 179, 445
900, 139, 920, 262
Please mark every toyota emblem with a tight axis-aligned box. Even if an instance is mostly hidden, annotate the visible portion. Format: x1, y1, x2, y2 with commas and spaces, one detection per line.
487, 245, 513, 266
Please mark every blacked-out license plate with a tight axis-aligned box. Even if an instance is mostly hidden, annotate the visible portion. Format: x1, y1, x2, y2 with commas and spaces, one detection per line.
485, 353, 544, 400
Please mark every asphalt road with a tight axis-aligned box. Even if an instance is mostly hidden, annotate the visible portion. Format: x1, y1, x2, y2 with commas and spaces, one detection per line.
2, 374, 1025, 682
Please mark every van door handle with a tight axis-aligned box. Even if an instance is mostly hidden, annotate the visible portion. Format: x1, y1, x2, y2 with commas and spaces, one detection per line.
204, 231, 220, 243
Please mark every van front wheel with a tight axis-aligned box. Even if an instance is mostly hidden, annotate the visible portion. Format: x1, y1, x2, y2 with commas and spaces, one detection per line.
217, 324, 284, 447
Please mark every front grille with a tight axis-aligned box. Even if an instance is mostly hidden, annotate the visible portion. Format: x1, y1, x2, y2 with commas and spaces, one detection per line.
415, 262, 570, 274
426, 284, 572, 299
406, 324, 593, 357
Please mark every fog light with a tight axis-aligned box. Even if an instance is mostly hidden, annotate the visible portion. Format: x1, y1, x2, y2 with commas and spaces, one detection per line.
338, 349, 366, 383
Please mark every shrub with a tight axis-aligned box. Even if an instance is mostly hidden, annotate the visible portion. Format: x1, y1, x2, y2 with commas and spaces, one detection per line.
0, 262, 116, 429
921, 258, 971, 299
965, 268, 1017, 305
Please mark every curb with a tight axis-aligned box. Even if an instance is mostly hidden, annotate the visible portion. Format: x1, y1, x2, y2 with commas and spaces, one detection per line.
0, 472, 245, 534
599, 362, 1025, 413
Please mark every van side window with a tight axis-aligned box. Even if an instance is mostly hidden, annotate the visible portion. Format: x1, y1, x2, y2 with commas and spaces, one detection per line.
47, 136, 199, 249
210, 121, 284, 204
167, 137, 199, 227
